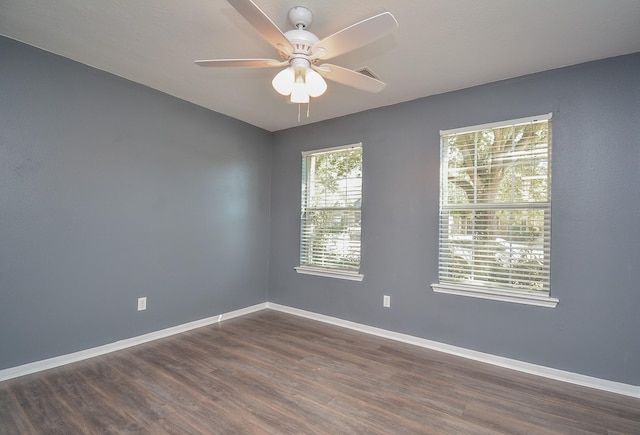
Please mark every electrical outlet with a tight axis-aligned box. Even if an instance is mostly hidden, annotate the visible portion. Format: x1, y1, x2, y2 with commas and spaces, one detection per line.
137, 297, 147, 311
383, 295, 391, 308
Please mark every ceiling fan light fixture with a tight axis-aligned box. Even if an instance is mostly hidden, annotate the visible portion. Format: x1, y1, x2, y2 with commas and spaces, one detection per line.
305, 69, 327, 97
290, 81, 309, 103
272, 67, 295, 95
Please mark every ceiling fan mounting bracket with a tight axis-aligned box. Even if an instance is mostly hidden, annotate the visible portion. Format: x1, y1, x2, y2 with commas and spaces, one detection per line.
288, 6, 313, 29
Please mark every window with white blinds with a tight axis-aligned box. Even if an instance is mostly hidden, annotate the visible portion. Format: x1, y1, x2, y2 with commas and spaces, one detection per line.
433, 114, 557, 307
295, 144, 363, 280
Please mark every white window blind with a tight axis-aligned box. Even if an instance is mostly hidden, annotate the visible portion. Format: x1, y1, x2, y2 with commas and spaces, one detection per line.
297, 144, 362, 278
437, 114, 553, 299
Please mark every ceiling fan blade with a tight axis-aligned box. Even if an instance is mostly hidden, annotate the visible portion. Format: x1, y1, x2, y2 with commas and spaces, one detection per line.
227, 0, 294, 54
195, 59, 285, 68
311, 12, 398, 60
314, 64, 386, 93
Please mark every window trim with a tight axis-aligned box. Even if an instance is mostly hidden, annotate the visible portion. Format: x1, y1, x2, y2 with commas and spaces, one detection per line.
432, 113, 556, 307
295, 265, 364, 281
440, 113, 552, 136
301, 143, 361, 156
431, 283, 558, 307
297, 143, 363, 281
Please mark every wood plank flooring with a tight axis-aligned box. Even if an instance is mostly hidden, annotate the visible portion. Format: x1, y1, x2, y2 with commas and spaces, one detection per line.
1, 310, 639, 434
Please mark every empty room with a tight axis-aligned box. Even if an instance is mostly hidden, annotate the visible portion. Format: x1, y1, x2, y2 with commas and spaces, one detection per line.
1, 0, 639, 433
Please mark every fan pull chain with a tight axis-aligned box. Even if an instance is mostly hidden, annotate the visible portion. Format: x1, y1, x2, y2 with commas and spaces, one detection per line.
296, 102, 312, 123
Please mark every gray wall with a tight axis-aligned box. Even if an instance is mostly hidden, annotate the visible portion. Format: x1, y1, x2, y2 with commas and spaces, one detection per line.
269, 53, 640, 385
3, 33, 639, 386
0, 37, 272, 369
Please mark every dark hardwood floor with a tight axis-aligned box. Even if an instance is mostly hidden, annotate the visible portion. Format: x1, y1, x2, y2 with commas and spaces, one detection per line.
1, 310, 639, 434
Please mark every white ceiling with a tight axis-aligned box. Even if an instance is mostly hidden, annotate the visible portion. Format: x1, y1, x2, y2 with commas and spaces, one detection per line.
2, 0, 639, 132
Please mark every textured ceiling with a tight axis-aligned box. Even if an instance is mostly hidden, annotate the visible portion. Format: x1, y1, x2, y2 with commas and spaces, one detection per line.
2, 0, 639, 131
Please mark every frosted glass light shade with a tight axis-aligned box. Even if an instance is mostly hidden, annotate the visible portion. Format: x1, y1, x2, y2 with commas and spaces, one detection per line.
305, 69, 327, 97
290, 82, 310, 103
272, 67, 294, 96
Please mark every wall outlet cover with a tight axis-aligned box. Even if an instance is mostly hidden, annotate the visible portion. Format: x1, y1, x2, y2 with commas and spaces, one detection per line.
137, 297, 147, 311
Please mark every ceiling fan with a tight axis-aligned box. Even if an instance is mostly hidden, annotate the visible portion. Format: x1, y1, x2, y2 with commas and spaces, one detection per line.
195, 0, 398, 107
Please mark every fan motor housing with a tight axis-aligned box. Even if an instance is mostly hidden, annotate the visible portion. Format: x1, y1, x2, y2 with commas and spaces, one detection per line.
284, 28, 318, 55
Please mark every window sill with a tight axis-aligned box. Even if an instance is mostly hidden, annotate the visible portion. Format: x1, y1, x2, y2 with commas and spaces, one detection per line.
431, 283, 558, 308
295, 266, 364, 281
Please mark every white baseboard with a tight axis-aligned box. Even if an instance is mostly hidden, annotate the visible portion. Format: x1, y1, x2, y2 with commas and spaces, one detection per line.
3, 301, 638, 399
267, 302, 640, 399
0, 303, 267, 382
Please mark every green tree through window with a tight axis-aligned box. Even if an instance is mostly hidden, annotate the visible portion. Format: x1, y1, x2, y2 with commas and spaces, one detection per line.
439, 116, 551, 295
298, 144, 363, 277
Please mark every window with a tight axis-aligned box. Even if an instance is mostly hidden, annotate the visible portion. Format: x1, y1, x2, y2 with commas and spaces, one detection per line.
432, 114, 558, 307
295, 144, 363, 281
